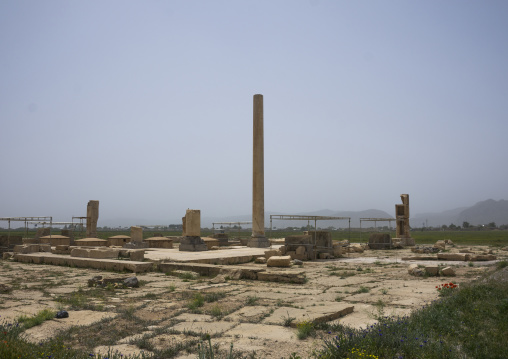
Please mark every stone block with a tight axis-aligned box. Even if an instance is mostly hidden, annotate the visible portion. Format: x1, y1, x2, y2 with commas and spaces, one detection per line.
424, 265, 439, 276
441, 267, 456, 276
257, 270, 306, 284
202, 238, 219, 249
264, 249, 281, 259
108, 235, 131, 246
39, 244, 51, 252
184, 209, 201, 237
179, 236, 208, 252
319, 252, 333, 259
40, 235, 70, 246
145, 237, 173, 249
434, 240, 446, 250
407, 264, 425, 276
255, 257, 267, 264
129, 249, 145, 261
470, 254, 496, 261
130, 227, 143, 243
71, 248, 90, 258
88, 249, 120, 259
295, 246, 306, 255
267, 255, 291, 267
27, 244, 40, 252
13, 245, 29, 254
368, 233, 392, 249
437, 253, 470, 261
74, 238, 108, 247
350, 244, 364, 253
333, 244, 343, 257
285, 235, 312, 245
2, 252, 13, 260
22, 238, 39, 244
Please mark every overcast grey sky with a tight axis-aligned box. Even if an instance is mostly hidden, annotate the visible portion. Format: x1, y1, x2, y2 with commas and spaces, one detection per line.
1, 1, 507, 225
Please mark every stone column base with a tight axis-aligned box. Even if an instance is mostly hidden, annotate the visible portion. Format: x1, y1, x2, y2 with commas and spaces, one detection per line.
247, 236, 270, 248
179, 236, 208, 251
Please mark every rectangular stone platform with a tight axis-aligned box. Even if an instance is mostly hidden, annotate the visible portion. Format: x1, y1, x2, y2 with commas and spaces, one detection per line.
14, 253, 152, 272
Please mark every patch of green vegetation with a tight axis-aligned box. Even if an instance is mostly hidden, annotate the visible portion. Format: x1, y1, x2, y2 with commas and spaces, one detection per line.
204, 291, 227, 303
354, 286, 370, 294
17, 309, 55, 329
316, 278, 508, 359
246, 295, 259, 306
296, 320, 315, 340
281, 311, 296, 327
187, 292, 205, 311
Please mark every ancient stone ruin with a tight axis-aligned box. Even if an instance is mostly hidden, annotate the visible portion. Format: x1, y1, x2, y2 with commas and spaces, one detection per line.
86, 200, 99, 238
394, 194, 414, 246
179, 209, 207, 251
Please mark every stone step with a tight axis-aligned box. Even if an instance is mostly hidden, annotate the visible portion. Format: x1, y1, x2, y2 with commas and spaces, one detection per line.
13, 253, 153, 272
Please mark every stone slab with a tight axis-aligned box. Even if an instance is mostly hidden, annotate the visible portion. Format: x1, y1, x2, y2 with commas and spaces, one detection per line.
14, 253, 152, 272
170, 321, 235, 335
224, 323, 295, 341
262, 303, 354, 326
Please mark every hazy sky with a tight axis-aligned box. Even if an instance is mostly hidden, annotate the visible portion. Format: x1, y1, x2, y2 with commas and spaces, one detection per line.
1, 1, 507, 225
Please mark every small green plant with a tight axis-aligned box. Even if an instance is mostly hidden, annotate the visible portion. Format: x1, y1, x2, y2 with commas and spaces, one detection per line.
354, 286, 370, 294
187, 292, 205, 310
281, 311, 296, 327
168, 284, 176, 292
379, 288, 388, 295
246, 295, 259, 306
335, 295, 343, 302
209, 304, 223, 318
468, 261, 474, 267
296, 320, 315, 340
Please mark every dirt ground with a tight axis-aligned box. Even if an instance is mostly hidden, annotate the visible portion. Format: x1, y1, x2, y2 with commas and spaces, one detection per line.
1, 244, 507, 358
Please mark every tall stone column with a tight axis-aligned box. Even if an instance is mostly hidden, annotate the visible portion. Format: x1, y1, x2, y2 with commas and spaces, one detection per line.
86, 200, 99, 238
248, 94, 270, 248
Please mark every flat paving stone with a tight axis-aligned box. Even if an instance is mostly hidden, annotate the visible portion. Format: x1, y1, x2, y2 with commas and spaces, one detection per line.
24, 310, 117, 343
224, 323, 295, 341
262, 303, 354, 325
171, 320, 236, 335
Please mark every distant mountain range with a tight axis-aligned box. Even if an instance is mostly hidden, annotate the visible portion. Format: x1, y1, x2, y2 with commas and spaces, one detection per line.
99, 199, 508, 229
411, 199, 508, 228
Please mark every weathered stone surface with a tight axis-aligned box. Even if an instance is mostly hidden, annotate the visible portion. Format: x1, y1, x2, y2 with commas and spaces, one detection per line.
255, 257, 267, 264
86, 200, 100, 238
74, 238, 107, 247
369, 233, 392, 249
267, 256, 291, 267
407, 264, 425, 276
257, 270, 306, 284
123, 277, 139, 288
424, 265, 439, 276
437, 253, 470, 261
333, 244, 343, 257
179, 236, 208, 252
319, 252, 333, 259
264, 249, 281, 259
40, 235, 70, 246
39, 244, 51, 252
441, 267, 456, 276
130, 227, 143, 243
202, 237, 219, 249
71, 248, 90, 258
183, 209, 201, 237
349, 244, 364, 253
145, 237, 173, 249
128, 249, 145, 261
108, 235, 131, 246
470, 254, 497, 261
88, 248, 120, 259
434, 240, 446, 250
